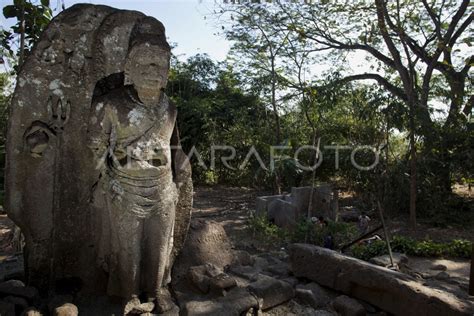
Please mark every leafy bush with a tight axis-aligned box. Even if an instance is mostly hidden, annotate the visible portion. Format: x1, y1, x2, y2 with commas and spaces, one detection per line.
248, 215, 358, 249
352, 240, 387, 261
352, 235, 472, 260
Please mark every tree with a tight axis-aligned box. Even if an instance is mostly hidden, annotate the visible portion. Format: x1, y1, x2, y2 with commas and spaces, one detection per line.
1, 0, 52, 69
220, 0, 473, 228
214, 4, 298, 193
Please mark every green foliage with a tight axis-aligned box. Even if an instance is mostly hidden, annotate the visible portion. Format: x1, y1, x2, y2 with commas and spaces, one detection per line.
352, 240, 387, 261
247, 215, 358, 249
352, 235, 472, 261
247, 215, 287, 247
2, 0, 52, 69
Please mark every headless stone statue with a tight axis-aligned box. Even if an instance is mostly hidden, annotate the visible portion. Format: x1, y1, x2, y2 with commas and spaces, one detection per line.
5, 4, 192, 309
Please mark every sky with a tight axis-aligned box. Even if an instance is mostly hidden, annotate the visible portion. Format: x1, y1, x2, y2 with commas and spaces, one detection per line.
0, 0, 231, 62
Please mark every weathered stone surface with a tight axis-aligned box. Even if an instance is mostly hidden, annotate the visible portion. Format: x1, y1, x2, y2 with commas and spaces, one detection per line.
180, 287, 259, 316
232, 250, 254, 266
255, 195, 285, 216
173, 220, 233, 282
53, 303, 78, 316
229, 265, 261, 281
0, 280, 38, 302
248, 274, 295, 310
267, 199, 297, 230
289, 244, 474, 316
295, 283, 333, 309
332, 295, 365, 316
370, 252, 408, 267
5, 3, 192, 300
291, 185, 332, 219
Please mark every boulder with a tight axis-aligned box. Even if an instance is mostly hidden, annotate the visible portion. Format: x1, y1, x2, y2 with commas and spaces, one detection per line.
295, 283, 334, 308
173, 220, 233, 282
332, 295, 365, 316
248, 274, 295, 310
289, 244, 474, 316
370, 253, 408, 267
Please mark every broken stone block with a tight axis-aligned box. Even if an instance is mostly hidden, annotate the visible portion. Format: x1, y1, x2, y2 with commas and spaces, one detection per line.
209, 273, 237, 292
248, 274, 295, 310
332, 295, 365, 316
53, 303, 78, 316
173, 220, 234, 283
255, 195, 285, 216
268, 199, 297, 230
180, 287, 259, 316
289, 244, 474, 316
232, 250, 254, 266
295, 283, 333, 308
229, 265, 261, 281
265, 261, 290, 277
187, 265, 218, 294
370, 253, 408, 267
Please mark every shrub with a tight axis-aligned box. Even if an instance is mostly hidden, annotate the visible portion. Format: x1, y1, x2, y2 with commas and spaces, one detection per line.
352, 235, 472, 260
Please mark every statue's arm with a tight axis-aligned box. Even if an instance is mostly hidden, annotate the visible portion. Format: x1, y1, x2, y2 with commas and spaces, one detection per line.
87, 102, 113, 172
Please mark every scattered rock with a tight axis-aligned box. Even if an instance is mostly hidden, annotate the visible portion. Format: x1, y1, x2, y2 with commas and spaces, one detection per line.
229, 265, 261, 281
295, 283, 333, 308
0, 280, 39, 302
248, 274, 295, 310
209, 273, 237, 294
187, 264, 222, 294
252, 256, 269, 271
53, 303, 78, 316
435, 271, 451, 281
232, 251, 254, 266
290, 244, 474, 316
370, 253, 408, 267
281, 277, 299, 287
332, 295, 365, 316
265, 261, 290, 277
180, 287, 259, 316
430, 264, 448, 271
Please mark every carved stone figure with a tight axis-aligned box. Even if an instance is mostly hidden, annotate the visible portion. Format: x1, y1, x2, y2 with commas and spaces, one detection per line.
5, 4, 192, 309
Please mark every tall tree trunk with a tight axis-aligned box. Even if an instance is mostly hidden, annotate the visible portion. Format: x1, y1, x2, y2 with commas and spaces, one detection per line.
470, 243, 474, 295
271, 57, 282, 194
18, 0, 26, 68
409, 103, 417, 229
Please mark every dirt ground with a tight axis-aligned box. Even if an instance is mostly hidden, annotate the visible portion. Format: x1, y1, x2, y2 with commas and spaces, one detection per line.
0, 185, 472, 302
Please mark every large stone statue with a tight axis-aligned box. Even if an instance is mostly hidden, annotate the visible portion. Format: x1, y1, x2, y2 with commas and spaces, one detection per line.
5, 4, 192, 311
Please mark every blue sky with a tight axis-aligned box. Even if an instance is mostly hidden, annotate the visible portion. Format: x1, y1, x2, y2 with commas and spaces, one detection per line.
1, 0, 230, 61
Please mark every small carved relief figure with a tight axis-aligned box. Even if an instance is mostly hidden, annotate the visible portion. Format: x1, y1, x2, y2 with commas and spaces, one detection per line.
88, 18, 178, 312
